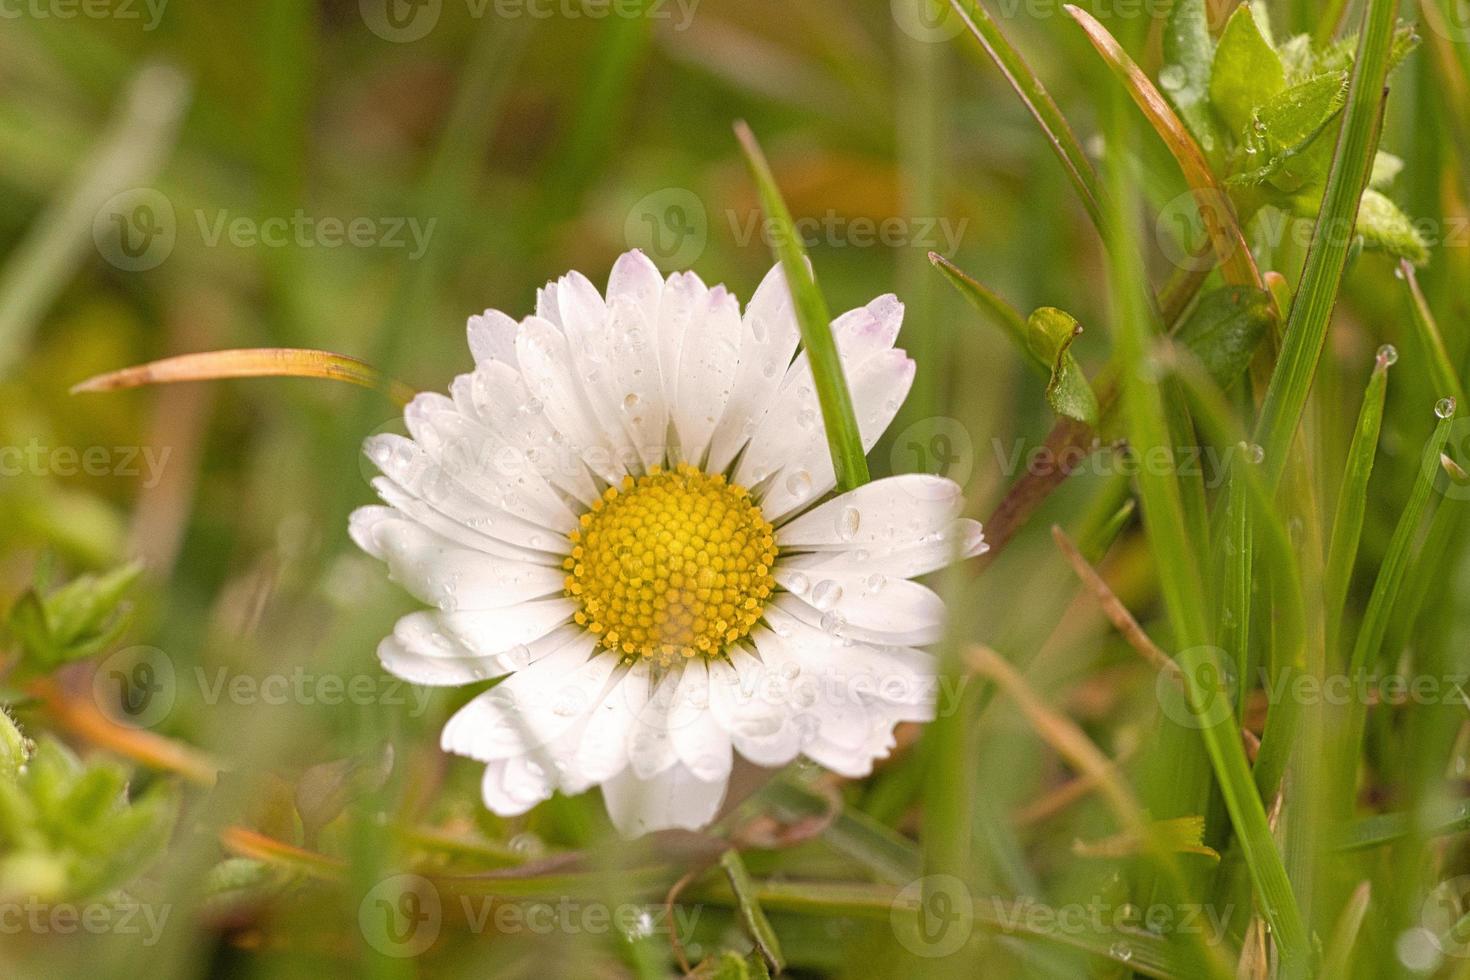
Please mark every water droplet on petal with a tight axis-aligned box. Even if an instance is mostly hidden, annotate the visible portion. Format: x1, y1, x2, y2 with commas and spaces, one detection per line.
786, 572, 810, 595
836, 506, 861, 541
811, 579, 843, 610
785, 469, 813, 496
819, 609, 846, 634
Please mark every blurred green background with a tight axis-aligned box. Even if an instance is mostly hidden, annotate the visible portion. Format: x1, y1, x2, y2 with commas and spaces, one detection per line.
3, 0, 1470, 977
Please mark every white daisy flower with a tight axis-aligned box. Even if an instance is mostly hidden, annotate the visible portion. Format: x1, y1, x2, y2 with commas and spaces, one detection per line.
349, 250, 986, 836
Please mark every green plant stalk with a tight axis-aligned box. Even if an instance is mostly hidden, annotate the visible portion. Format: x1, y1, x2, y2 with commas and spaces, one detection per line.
1252, 0, 1398, 487
735, 121, 870, 491
1401, 261, 1469, 410
1323, 353, 1392, 657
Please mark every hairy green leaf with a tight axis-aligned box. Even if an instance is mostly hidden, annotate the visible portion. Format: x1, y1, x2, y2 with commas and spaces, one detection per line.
1210, 6, 1286, 136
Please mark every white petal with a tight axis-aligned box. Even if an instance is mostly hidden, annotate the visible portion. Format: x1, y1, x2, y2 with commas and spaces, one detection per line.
672, 285, 740, 465
601, 760, 728, 837
515, 317, 626, 484
480, 756, 555, 815
440, 634, 610, 761
708, 648, 803, 768
369, 518, 565, 610
775, 564, 947, 639
376, 616, 580, 686
756, 350, 916, 522
772, 592, 942, 646
571, 661, 650, 783
626, 668, 683, 779
778, 519, 986, 579
706, 263, 801, 474
467, 309, 520, 367
776, 474, 965, 548
667, 661, 732, 784
602, 296, 668, 471
369, 476, 556, 565
655, 271, 709, 429
437, 598, 578, 656
364, 433, 568, 554
606, 250, 664, 328
555, 271, 609, 347
452, 361, 601, 509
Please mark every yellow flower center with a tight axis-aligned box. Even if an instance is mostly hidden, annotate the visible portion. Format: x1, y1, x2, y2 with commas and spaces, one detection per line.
563, 464, 777, 663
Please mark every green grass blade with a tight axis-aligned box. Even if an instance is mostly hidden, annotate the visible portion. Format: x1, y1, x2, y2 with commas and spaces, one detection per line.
1252, 0, 1399, 486
1323, 350, 1393, 657
947, 0, 1105, 235
719, 848, 785, 974
1401, 261, 1468, 409
734, 121, 870, 491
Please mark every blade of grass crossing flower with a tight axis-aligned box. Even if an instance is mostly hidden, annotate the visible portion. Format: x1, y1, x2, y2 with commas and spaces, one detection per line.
1253, 0, 1398, 487
719, 849, 785, 974
946, 0, 1105, 235
1323, 352, 1392, 657
734, 122, 869, 491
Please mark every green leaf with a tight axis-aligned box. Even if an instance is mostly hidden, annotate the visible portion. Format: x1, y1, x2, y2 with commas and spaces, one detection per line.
1027, 308, 1099, 426
734, 122, 869, 491
4, 562, 142, 674
719, 849, 785, 974
0, 708, 29, 783
1173, 285, 1274, 390
1352, 189, 1431, 265
930, 254, 1097, 425
1209, 5, 1287, 136
1161, 0, 1220, 154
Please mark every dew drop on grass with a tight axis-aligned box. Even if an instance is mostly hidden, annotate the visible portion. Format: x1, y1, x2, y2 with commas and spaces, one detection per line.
1377, 344, 1398, 366
1158, 64, 1185, 91
1109, 942, 1133, 963
1437, 397, 1457, 419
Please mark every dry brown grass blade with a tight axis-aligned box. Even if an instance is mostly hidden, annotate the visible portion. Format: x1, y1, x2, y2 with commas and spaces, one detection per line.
1052, 525, 1182, 679
29, 675, 218, 785
965, 644, 1147, 835
1065, 4, 1265, 292
71, 348, 418, 406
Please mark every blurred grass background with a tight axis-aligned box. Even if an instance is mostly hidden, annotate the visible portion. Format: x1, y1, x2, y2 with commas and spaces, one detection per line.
1, 0, 1469, 977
